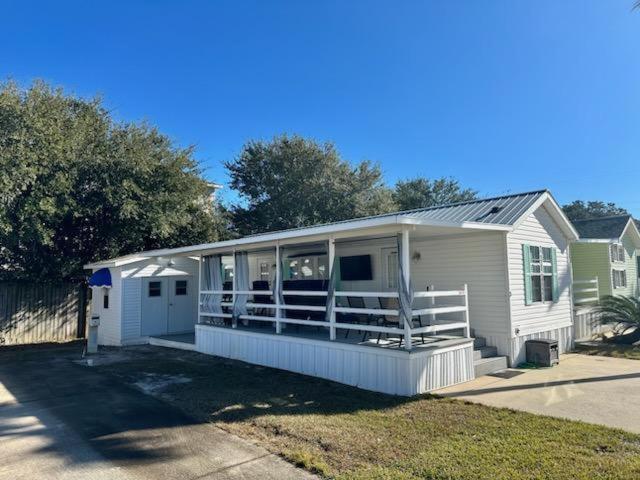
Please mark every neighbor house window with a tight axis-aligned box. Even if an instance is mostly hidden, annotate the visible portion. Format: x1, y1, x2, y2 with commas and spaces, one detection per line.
148, 281, 162, 297
175, 280, 187, 296
103, 291, 109, 309
612, 269, 627, 289
523, 244, 558, 305
610, 243, 625, 263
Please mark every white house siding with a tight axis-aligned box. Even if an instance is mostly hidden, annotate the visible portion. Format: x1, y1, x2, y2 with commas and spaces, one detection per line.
93, 266, 122, 346
121, 278, 143, 344
506, 204, 573, 364
411, 232, 510, 343
196, 324, 474, 395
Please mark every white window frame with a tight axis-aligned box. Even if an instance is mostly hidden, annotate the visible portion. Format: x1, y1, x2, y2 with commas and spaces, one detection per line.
529, 246, 554, 304
612, 269, 627, 289
610, 243, 625, 263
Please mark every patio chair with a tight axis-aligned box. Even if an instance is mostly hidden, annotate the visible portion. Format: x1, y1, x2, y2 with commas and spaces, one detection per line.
377, 297, 426, 346
346, 296, 381, 342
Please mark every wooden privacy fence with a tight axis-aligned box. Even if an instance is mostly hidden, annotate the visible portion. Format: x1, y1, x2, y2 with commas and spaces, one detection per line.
0, 282, 87, 346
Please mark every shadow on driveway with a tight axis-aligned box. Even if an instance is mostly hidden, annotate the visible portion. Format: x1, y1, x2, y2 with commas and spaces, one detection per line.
0, 342, 314, 480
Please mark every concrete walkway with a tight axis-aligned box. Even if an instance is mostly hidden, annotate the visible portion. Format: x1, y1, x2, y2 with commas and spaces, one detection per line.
435, 353, 640, 433
0, 343, 315, 480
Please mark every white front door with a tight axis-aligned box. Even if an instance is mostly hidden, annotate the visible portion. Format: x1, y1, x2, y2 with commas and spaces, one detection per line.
141, 278, 168, 336
167, 277, 195, 333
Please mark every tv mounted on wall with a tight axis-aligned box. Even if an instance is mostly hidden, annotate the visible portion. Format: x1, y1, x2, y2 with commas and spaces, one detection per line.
339, 255, 373, 281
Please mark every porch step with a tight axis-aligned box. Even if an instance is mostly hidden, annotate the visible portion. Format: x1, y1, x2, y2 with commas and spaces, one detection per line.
473, 346, 498, 361
472, 336, 508, 377
474, 356, 509, 377
473, 337, 486, 349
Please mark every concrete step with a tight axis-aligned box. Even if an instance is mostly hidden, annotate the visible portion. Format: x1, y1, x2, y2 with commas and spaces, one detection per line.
474, 356, 508, 377
473, 346, 498, 361
473, 337, 486, 349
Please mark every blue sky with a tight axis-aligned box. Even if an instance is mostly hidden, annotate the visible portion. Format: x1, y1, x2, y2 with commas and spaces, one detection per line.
2, 1, 639, 213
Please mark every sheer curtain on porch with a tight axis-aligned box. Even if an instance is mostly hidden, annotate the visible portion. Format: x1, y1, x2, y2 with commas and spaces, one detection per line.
233, 252, 250, 321
202, 255, 223, 317
397, 234, 414, 329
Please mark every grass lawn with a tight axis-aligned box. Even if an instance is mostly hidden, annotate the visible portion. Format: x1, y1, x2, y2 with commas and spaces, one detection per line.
576, 342, 640, 361
98, 347, 640, 480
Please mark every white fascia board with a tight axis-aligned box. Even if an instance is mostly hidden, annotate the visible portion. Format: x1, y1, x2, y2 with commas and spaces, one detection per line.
511, 192, 579, 241
84, 256, 150, 270
620, 218, 640, 248
574, 238, 616, 244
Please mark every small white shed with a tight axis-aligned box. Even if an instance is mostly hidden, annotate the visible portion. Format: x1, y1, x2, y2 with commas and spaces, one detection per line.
85, 255, 199, 346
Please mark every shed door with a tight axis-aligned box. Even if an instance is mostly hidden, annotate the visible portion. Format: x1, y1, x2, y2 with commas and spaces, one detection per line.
141, 278, 168, 336
167, 278, 196, 333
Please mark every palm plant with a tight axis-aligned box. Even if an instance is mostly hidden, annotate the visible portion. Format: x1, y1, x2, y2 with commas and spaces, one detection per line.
594, 295, 640, 344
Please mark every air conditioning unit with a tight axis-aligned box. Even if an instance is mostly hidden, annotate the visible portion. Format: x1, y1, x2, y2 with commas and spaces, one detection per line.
525, 339, 559, 367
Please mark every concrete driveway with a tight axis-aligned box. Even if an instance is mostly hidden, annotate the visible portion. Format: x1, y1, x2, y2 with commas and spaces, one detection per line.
0, 343, 314, 480
435, 353, 640, 433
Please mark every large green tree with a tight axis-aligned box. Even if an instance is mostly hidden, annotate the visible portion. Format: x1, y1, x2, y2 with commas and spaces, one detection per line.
0, 80, 224, 281
562, 200, 628, 222
225, 135, 395, 235
392, 177, 477, 211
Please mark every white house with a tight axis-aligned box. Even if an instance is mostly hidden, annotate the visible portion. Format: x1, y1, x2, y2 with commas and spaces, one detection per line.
86, 189, 579, 395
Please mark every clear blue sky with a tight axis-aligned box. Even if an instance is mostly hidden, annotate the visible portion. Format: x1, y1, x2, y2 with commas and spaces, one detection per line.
2, 1, 639, 213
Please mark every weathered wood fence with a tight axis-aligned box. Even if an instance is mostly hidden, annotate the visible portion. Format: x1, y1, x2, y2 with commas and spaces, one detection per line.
0, 282, 87, 346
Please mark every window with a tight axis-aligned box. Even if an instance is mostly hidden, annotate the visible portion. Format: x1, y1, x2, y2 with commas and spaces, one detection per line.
175, 280, 187, 296
286, 255, 328, 280
610, 243, 625, 263
613, 270, 627, 289
524, 245, 557, 304
148, 281, 162, 297
103, 291, 109, 309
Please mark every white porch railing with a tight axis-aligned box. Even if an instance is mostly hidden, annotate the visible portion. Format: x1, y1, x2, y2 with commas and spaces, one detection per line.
573, 277, 599, 306
198, 285, 470, 351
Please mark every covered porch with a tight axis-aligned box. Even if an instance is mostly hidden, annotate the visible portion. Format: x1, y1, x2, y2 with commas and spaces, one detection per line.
197, 225, 473, 352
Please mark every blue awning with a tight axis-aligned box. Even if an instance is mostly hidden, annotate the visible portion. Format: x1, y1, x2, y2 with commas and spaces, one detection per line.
88, 268, 112, 288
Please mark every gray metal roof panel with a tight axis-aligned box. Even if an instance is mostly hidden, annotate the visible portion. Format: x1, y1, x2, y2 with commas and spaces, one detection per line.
243, 189, 548, 239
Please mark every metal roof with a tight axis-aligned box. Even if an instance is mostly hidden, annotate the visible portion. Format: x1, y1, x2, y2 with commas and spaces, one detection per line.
245, 189, 549, 238
572, 215, 631, 239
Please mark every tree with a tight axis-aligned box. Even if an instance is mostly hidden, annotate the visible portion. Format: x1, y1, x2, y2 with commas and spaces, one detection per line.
0, 80, 225, 281
392, 177, 477, 211
225, 135, 395, 235
562, 200, 628, 222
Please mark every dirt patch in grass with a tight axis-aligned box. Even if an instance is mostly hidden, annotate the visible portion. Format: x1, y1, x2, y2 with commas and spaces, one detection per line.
96, 346, 640, 480
576, 342, 640, 361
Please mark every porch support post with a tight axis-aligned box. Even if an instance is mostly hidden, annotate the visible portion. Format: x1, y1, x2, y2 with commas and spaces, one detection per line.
275, 242, 282, 334
328, 236, 336, 340
401, 227, 412, 351
462, 283, 470, 338
197, 254, 202, 325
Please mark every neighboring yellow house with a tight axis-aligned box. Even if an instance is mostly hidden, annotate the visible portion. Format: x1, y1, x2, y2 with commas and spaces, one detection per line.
571, 215, 640, 301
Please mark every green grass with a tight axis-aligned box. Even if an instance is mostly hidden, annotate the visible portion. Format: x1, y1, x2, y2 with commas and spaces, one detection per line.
576, 342, 640, 361
99, 347, 640, 480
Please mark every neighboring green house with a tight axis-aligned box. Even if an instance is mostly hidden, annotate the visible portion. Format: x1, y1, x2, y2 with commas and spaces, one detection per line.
571, 215, 640, 302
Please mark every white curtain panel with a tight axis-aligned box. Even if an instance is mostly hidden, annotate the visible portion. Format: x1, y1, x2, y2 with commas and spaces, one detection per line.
233, 251, 250, 320
397, 234, 414, 328
202, 255, 223, 315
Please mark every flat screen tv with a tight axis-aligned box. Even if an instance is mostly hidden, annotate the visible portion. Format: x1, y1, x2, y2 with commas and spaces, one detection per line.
339, 255, 373, 281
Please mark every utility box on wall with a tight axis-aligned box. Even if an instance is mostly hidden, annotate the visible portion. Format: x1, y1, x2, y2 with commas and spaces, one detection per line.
525, 339, 559, 367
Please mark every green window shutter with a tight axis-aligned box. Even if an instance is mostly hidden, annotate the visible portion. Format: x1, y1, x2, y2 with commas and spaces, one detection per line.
522, 244, 533, 306
551, 248, 559, 302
